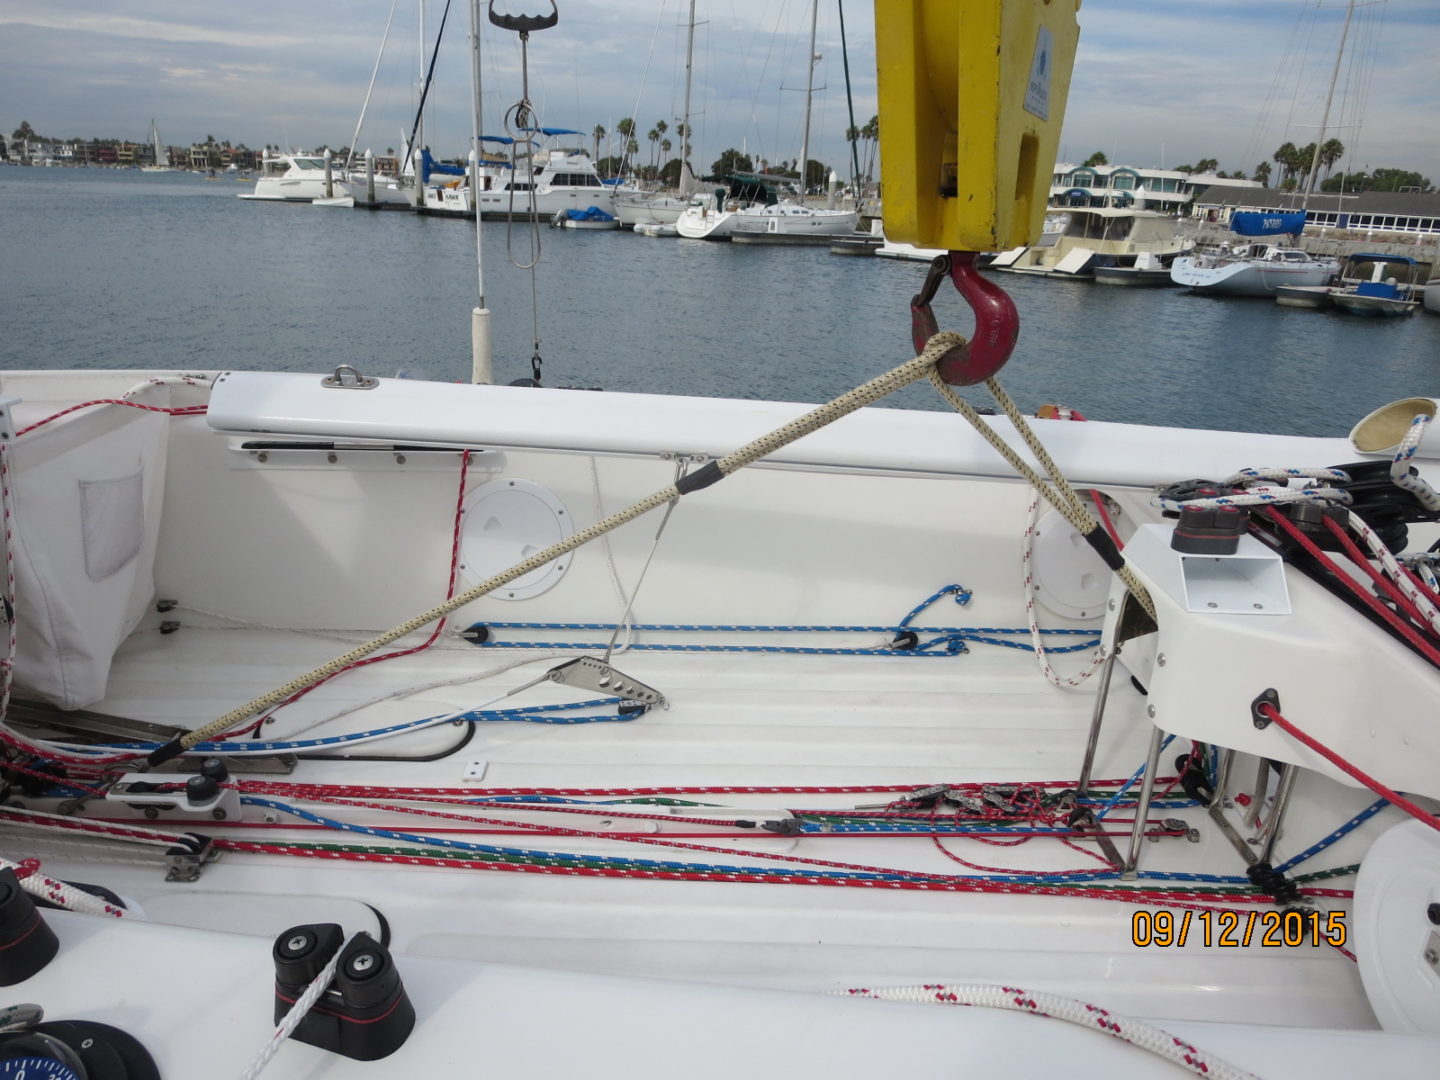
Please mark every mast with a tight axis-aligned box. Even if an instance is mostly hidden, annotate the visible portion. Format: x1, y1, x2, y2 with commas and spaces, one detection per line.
796, 0, 819, 207
347, 0, 401, 173
1302, 0, 1357, 210
469, 0, 491, 384
836, 0, 860, 194
417, 0, 427, 173
680, 0, 696, 189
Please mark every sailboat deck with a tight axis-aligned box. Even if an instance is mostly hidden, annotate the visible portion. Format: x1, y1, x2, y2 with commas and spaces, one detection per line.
23, 615, 1379, 1031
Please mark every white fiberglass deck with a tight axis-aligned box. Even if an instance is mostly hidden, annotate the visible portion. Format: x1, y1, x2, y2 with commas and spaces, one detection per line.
40, 611, 1377, 1031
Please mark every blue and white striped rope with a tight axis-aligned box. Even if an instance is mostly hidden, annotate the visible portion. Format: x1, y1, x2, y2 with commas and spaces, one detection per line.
1273, 799, 1387, 875
240, 796, 1253, 886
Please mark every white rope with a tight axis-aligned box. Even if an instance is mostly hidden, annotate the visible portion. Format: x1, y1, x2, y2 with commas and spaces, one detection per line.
1345, 509, 1440, 636
239, 933, 355, 1080
1021, 492, 1107, 689
0, 855, 133, 919
589, 456, 637, 654
928, 375, 1156, 621
1391, 414, 1440, 511
0, 806, 181, 848
841, 984, 1258, 1080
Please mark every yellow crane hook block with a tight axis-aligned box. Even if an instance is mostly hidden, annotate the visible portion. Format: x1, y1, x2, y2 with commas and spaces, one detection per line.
876, 0, 1081, 253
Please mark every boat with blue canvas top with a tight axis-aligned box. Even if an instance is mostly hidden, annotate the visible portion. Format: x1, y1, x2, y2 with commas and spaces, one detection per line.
1170, 212, 1338, 296
552, 205, 620, 230
1328, 254, 1423, 318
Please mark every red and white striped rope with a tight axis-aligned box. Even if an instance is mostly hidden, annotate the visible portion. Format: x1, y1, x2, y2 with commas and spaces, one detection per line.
842, 984, 1258, 1080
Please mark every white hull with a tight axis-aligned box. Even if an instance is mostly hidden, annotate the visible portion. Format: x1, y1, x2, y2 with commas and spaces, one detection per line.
5, 368, 1440, 1076
614, 195, 690, 227
875, 239, 946, 262
1170, 248, 1337, 296
1331, 292, 1420, 317
240, 176, 336, 202
676, 203, 860, 240
1424, 279, 1440, 315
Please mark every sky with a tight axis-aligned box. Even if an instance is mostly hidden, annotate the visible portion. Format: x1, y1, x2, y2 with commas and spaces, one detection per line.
1, 0, 1436, 184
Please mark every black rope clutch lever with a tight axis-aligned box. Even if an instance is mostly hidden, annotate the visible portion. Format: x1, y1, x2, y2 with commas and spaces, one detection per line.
488, 0, 558, 34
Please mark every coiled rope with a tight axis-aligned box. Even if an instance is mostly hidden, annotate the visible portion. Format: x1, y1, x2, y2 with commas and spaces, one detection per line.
929, 376, 1155, 619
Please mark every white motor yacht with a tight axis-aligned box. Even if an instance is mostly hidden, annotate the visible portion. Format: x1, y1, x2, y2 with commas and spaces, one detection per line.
990, 207, 1189, 277
473, 148, 619, 220
239, 154, 337, 203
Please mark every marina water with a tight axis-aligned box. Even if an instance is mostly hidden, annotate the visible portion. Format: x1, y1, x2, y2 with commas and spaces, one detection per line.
4, 166, 1437, 438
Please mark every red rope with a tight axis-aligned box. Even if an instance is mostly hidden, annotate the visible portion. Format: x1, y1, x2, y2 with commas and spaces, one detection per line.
1258, 702, 1440, 834
1088, 489, 1124, 550
1263, 507, 1440, 668
16, 397, 207, 437
1320, 515, 1434, 631
227, 449, 473, 737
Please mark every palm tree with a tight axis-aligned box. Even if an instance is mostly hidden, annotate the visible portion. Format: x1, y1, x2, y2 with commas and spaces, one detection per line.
860, 114, 879, 184
592, 124, 606, 161
615, 118, 635, 172
647, 127, 659, 173
1273, 142, 1298, 185
1253, 161, 1272, 185
1319, 137, 1345, 180
626, 138, 639, 175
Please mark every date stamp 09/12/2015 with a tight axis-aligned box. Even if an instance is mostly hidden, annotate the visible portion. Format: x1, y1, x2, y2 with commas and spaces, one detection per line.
1131, 909, 1348, 949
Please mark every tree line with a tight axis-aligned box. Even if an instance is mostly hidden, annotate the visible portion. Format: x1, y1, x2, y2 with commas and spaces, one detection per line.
1077, 144, 1431, 194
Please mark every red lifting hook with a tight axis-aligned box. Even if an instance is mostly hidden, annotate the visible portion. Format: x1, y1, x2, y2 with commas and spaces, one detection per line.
909, 252, 1020, 386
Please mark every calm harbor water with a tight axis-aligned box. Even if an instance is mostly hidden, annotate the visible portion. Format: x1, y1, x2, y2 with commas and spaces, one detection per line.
3, 166, 1437, 437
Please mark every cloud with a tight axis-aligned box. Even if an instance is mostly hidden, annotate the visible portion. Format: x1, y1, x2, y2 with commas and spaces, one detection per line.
0, 0, 1433, 183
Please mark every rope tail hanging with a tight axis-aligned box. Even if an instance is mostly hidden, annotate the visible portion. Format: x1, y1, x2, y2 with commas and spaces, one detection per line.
491, 0, 558, 384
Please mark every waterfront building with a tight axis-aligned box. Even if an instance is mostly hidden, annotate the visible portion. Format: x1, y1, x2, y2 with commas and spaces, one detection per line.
1190, 187, 1440, 241
1048, 162, 1260, 216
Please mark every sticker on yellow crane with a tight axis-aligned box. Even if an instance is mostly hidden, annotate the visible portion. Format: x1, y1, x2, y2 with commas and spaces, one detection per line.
876, 0, 1081, 253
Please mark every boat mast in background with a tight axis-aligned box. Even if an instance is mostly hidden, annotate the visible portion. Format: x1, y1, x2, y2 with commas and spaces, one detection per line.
1302, 0, 1359, 209
796, 0, 820, 206
345, 0, 402, 173
680, 0, 698, 193
469, 0, 491, 383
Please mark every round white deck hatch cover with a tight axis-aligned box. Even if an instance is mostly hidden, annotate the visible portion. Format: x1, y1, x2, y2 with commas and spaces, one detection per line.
1354, 818, 1440, 1033
459, 478, 573, 600
1030, 508, 1109, 621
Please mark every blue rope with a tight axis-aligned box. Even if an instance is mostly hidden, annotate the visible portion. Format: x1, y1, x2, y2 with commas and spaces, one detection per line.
1274, 799, 1388, 875
1093, 734, 1176, 820
241, 796, 1267, 886
241, 795, 1214, 886
468, 583, 1099, 656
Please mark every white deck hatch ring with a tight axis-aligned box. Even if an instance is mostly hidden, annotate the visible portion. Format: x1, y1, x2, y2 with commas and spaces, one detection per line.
459, 478, 574, 600
1030, 507, 1110, 621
